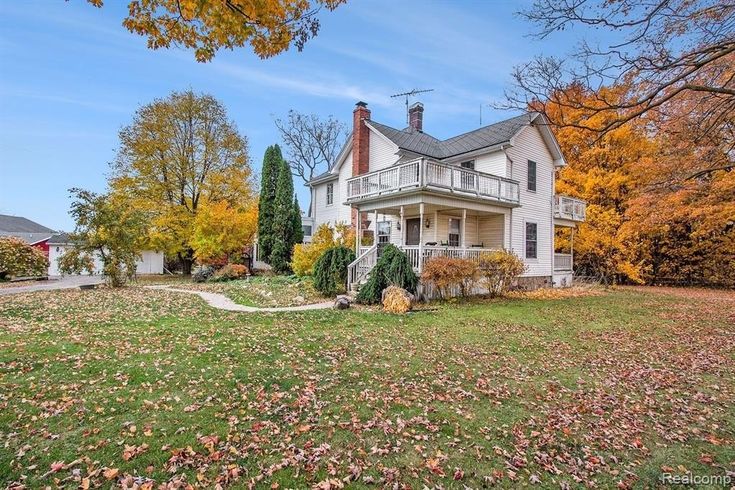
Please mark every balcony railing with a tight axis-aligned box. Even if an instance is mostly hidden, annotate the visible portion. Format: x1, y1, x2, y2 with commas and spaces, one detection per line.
346, 158, 520, 205
554, 253, 573, 271
554, 195, 586, 222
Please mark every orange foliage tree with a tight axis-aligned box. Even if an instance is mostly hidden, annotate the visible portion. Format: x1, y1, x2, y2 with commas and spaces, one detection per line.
86, 0, 346, 61
549, 84, 734, 286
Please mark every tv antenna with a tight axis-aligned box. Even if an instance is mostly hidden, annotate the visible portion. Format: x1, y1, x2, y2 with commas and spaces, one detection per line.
391, 88, 434, 125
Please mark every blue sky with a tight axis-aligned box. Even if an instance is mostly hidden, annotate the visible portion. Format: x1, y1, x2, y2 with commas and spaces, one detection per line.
0, 0, 588, 230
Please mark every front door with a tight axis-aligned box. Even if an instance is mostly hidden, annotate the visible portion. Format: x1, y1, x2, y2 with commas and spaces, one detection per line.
405, 218, 421, 245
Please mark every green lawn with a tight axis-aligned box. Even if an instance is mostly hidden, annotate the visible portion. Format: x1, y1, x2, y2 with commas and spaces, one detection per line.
0, 285, 733, 488
179, 275, 329, 307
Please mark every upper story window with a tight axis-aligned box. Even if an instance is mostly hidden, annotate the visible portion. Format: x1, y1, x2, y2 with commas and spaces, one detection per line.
527, 160, 537, 192
525, 221, 538, 259
326, 183, 334, 205
460, 160, 475, 170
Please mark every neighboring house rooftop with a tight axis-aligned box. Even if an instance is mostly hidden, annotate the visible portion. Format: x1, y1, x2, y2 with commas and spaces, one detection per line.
48, 232, 72, 245
0, 214, 56, 244
367, 112, 537, 159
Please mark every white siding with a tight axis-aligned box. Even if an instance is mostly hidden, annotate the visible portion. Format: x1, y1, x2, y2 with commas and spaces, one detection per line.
505, 125, 555, 277
135, 251, 164, 274
48, 245, 162, 276
473, 150, 507, 177
368, 128, 400, 171
311, 150, 353, 230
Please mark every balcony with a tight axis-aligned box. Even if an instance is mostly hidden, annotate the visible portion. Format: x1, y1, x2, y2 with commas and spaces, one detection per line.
346, 158, 520, 206
554, 195, 586, 222
554, 253, 573, 271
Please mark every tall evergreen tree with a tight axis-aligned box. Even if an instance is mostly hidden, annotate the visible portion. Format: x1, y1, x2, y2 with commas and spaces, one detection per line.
257, 145, 283, 261
270, 159, 296, 273
292, 196, 304, 244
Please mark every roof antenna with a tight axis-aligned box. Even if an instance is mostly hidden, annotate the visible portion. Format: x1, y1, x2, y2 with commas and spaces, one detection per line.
391, 88, 434, 125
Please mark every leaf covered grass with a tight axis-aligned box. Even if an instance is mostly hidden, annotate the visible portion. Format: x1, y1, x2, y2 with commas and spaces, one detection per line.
178, 275, 328, 307
0, 286, 733, 488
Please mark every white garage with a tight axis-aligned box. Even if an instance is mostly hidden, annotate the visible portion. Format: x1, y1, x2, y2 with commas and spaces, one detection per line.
48, 233, 164, 277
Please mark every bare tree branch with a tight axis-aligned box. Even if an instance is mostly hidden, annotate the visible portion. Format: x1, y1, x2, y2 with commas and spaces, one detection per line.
500, 0, 735, 178
274, 110, 347, 184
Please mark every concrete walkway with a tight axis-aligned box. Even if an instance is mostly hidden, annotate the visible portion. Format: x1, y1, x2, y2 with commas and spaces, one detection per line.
145, 285, 334, 313
0, 276, 105, 296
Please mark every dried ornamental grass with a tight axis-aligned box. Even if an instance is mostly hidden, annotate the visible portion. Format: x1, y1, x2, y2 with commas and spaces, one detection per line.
382, 285, 413, 314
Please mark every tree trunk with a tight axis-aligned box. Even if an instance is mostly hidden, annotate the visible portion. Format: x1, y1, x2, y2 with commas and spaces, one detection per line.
179, 249, 195, 275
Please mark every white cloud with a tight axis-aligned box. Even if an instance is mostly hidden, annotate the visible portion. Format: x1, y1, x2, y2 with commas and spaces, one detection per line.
213, 61, 395, 108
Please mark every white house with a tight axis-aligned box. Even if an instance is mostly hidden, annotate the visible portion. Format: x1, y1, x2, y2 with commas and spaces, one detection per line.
47, 233, 164, 276
306, 102, 586, 291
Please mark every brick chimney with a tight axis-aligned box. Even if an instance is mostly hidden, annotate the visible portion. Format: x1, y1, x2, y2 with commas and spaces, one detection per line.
352, 101, 370, 176
408, 102, 423, 132
351, 102, 371, 231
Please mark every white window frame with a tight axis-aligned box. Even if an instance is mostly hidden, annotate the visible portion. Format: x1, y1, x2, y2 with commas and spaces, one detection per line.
527, 160, 537, 192
326, 183, 334, 206
524, 220, 538, 260
448, 217, 461, 247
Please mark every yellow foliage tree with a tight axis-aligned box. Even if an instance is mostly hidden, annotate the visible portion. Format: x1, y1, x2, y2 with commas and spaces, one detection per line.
86, 0, 346, 62
191, 200, 258, 264
291, 222, 355, 276
110, 90, 257, 274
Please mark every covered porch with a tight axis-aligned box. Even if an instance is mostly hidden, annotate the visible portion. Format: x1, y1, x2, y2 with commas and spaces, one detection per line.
349, 196, 511, 288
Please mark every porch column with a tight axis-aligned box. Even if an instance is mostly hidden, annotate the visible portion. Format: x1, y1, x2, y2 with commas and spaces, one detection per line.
374, 209, 378, 246
399, 206, 405, 247
355, 207, 360, 253
461, 209, 467, 248
571, 227, 575, 270
419, 203, 425, 271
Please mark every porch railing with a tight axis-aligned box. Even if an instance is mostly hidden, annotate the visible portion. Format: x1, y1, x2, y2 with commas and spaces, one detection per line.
401, 246, 499, 271
346, 158, 520, 205
554, 253, 573, 271
554, 195, 586, 222
347, 244, 378, 289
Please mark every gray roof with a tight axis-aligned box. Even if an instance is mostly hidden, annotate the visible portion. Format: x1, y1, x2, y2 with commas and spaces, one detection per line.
0, 231, 53, 245
0, 214, 55, 234
369, 112, 536, 159
0, 214, 55, 244
309, 169, 338, 183
48, 232, 72, 245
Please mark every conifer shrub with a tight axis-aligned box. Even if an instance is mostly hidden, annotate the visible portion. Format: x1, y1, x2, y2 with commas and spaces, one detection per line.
313, 245, 356, 296
356, 245, 418, 304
